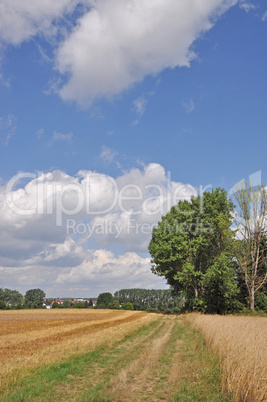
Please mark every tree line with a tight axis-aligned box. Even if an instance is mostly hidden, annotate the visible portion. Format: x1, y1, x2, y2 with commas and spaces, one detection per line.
0, 288, 45, 309
149, 185, 267, 314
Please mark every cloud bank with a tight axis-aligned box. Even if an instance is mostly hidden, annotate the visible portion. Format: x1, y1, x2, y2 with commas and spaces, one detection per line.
0, 0, 238, 105
0, 163, 197, 296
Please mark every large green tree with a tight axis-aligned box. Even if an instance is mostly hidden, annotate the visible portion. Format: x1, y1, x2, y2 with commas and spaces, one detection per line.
96, 292, 113, 308
0, 288, 23, 307
25, 288, 45, 308
149, 188, 238, 313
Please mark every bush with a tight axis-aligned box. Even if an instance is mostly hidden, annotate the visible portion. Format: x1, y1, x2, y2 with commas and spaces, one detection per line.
164, 308, 172, 314
74, 302, 85, 308
95, 303, 107, 309
146, 307, 158, 313
108, 300, 120, 309
172, 307, 181, 314
122, 302, 134, 310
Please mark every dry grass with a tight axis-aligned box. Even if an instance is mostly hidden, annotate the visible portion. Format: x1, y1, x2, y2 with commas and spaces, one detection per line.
0, 309, 159, 393
190, 314, 267, 401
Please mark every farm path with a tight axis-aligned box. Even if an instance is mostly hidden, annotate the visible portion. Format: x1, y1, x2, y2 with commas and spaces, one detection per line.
52, 315, 187, 401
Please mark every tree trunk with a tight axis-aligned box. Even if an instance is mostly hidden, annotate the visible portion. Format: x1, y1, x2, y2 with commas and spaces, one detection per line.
249, 287, 255, 311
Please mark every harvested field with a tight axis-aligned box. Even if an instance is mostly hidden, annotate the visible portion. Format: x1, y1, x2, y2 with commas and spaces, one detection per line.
0, 309, 156, 393
1, 310, 265, 401
191, 314, 267, 402
0, 310, 224, 401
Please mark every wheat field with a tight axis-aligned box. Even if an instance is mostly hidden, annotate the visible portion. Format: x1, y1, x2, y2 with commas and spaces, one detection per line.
1, 309, 266, 401
0, 309, 158, 393
191, 314, 267, 401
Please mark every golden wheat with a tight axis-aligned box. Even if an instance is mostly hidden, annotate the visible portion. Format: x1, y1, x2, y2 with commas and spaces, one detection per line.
0, 309, 159, 393
190, 314, 267, 401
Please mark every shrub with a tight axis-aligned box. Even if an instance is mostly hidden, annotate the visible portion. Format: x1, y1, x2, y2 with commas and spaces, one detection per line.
172, 307, 181, 314
108, 300, 120, 309
164, 308, 172, 314
146, 307, 158, 313
74, 302, 85, 308
122, 302, 134, 310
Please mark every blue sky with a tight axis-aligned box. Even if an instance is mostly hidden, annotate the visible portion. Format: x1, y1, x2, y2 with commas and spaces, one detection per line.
0, 0, 266, 297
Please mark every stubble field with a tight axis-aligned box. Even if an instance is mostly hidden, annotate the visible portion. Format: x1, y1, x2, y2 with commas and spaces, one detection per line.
0, 309, 266, 401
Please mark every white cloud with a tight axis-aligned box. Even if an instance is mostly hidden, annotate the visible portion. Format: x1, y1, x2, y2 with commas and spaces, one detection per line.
0, 0, 237, 105
0, 163, 197, 295
55, 0, 237, 104
0, 0, 84, 46
239, 1, 256, 13
51, 131, 73, 143
182, 98, 195, 114
262, 11, 267, 21
132, 96, 148, 125
0, 114, 16, 145
100, 145, 117, 164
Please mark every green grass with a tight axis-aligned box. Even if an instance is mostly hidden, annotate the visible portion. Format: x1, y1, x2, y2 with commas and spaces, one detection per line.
173, 320, 233, 401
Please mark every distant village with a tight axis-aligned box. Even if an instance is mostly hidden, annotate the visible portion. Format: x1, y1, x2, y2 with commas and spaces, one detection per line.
43, 298, 98, 309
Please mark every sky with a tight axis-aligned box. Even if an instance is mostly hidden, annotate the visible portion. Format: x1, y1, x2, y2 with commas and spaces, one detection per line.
0, 0, 267, 297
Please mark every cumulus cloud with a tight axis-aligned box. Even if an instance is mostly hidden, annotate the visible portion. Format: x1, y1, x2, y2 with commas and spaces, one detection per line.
0, 0, 237, 105
0, 0, 83, 46
0, 163, 197, 295
55, 0, 237, 104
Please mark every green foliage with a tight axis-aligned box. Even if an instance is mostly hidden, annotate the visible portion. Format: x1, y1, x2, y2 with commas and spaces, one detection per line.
114, 288, 182, 311
52, 302, 63, 308
164, 308, 172, 314
149, 188, 238, 314
172, 307, 181, 314
108, 300, 120, 309
63, 300, 71, 308
255, 293, 267, 312
146, 307, 158, 312
88, 299, 93, 306
0, 287, 23, 307
74, 302, 85, 308
0, 300, 6, 309
95, 303, 106, 309
97, 292, 114, 308
121, 302, 134, 310
25, 288, 45, 308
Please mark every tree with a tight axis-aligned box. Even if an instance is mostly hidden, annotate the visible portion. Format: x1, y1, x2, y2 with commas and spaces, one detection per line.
96, 292, 113, 308
232, 183, 267, 310
149, 188, 238, 313
25, 289, 45, 308
88, 299, 93, 307
63, 300, 71, 308
0, 300, 6, 309
0, 288, 23, 307
114, 289, 182, 311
